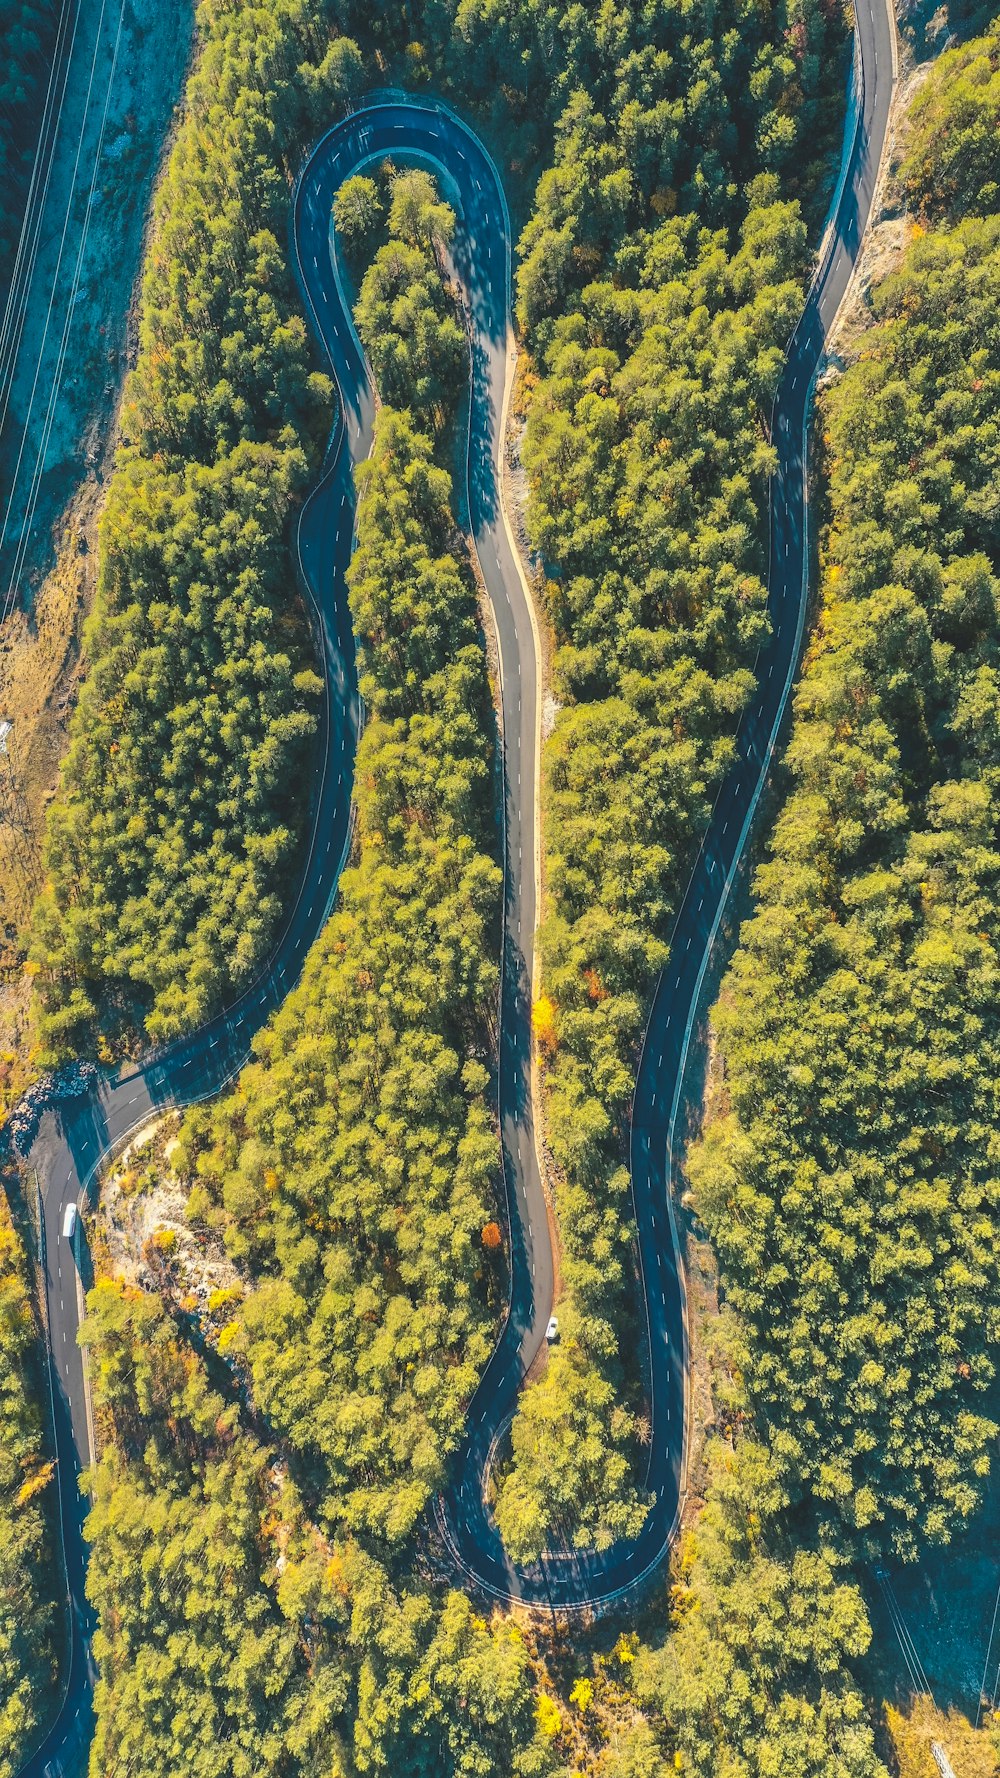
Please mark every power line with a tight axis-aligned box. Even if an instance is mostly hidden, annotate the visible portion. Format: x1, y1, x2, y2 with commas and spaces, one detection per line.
0, 0, 118, 609
0, 0, 127, 627
0, 0, 78, 423
975, 1564, 1000, 1728
876, 1568, 934, 1702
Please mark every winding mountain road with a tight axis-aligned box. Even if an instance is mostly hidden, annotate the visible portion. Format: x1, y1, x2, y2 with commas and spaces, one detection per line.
442, 0, 897, 1607
18, 7, 894, 1766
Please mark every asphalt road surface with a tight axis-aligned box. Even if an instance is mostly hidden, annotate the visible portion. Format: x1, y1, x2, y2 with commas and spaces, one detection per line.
441, 0, 897, 1606
18, 9, 895, 1763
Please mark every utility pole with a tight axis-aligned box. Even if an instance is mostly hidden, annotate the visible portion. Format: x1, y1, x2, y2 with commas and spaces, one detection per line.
931, 1744, 957, 1778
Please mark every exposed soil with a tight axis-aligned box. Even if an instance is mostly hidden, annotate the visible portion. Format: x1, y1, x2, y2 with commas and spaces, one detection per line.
95, 1112, 242, 1317
676, 1028, 727, 1529
825, 3, 935, 367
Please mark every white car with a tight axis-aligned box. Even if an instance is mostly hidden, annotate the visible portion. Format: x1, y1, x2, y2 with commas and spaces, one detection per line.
545, 1315, 559, 1342
62, 1203, 78, 1240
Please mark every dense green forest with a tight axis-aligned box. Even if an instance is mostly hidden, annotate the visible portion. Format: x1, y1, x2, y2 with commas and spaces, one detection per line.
688, 51, 1000, 1562
29, 0, 847, 1057
467, 31, 1000, 1775
901, 18, 1000, 221
28, 0, 339, 1055
34, 0, 1000, 1772
84, 1250, 887, 1776
620, 1441, 883, 1777
81, 138, 523, 1768
331, 0, 846, 229
605, 26, 1000, 1773
0, 0, 58, 290
82, 1277, 550, 1777
495, 90, 840, 1560
28, 0, 850, 1562
178, 398, 503, 1541
72, 0, 887, 1765
0, 1198, 56, 1778
175, 167, 502, 1545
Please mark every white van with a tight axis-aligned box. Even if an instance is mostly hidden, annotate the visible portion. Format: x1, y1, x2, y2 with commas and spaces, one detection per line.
62, 1203, 78, 1240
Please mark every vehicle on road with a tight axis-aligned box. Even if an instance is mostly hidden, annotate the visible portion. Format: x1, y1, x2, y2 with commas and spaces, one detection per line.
62, 1203, 77, 1240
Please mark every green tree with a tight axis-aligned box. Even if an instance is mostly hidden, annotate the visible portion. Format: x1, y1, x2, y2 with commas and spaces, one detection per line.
334, 173, 383, 253
635, 1450, 884, 1778
300, 34, 365, 126
355, 235, 465, 420
388, 167, 456, 249
901, 20, 1000, 220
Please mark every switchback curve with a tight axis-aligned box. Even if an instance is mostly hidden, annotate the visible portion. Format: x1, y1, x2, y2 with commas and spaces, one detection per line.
442, 0, 896, 1605
17, 14, 896, 1763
